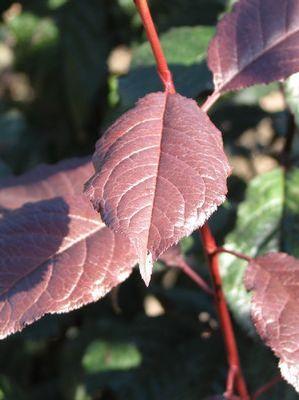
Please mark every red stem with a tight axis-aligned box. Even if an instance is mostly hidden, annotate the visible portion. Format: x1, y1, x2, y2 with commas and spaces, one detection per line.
201, 91, 221, 112
177, 260, 214, 296
200, 225, 249, 399
252, 374, 282, 400
134, 0, 175, 93
215, 247, 252, 262
133, 0, 248, 397
201, 93, 250, 399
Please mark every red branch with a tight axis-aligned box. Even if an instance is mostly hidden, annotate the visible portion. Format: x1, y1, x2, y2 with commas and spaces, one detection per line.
200, 225, 249, 399
215, 247, 252, 262
134, 0, 175, 94
133, 0, 249, 398
176, 259, 214, 296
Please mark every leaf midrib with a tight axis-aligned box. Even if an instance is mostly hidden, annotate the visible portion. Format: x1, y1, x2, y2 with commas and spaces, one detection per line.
143, 92, 169, 258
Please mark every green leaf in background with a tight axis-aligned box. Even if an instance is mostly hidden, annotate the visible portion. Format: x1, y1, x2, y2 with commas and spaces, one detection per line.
220, 168, 299, 330
0, 110, 26, 149
150, 0, 225, 31
0, 110, 39, 172
0, 159, 11, 178
48, 0, 68, 10
180, 235, 196, 254
224, 0, 237, 11
82, 340, 142, 373
8, 11, 58, 51
82, 316, 224, 400
117, 0, 137, 17
60, 0, 111, 130
131, 27, 213, 67
0, 375, 27, 400
119, 26, 214, 109
285, 72, 299, 127
232, 82, 279, 106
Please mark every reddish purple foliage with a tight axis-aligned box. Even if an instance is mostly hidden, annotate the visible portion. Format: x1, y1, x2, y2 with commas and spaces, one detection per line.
208, 0, 299, 92
245, 252, 299, 392
0, 157, 92, 210
159, 244, 213, 295
0, 159, 137, 339
159, 244, 185, 268
85, 92, 230, 285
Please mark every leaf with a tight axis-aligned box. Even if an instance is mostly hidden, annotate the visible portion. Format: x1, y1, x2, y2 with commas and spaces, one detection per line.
0, 158, 137, 339
82, 340, 142, 373
0, 375, 26, 400
85, 92, 230, 285
220, 168, 299, 330
244, 252, 299, 392
158, 244, 213, 295
0, 157, 92, 210
76, 315, 224, 400
158, 244, 185, 268
60, 0, 111, 129
119, 26, 214, 109
208, 0, 299, 92
0, 160, 11, 178
0, 110, 29, 172
150, 0, 225, 31
150, 285, 214, 317
284, 72, 299, 127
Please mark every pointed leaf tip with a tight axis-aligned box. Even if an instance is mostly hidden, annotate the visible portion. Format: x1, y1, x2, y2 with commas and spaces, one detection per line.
85, 92, 230, 273
139, 250, 153, 287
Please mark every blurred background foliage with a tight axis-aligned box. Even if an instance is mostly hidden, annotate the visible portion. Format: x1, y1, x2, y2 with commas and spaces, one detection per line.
0, 0, 299, 399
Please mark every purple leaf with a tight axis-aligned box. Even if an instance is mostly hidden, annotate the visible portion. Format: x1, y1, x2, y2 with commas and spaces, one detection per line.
159, 244, 185, 268
159, 244, 213, 295
85, 92, 230, 285
0, 158, 137, 339
208, 0, 299, 92
0, 157, 92, 211
244, 252, 299, 392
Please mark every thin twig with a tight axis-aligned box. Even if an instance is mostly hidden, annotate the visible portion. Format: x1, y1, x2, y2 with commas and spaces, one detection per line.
215, 247, 252, 262
252, 374, 282, 400
200, 225, 249, 400
177, 259, 214, 296
201, 91, 221, 112
225, 365, 238, 399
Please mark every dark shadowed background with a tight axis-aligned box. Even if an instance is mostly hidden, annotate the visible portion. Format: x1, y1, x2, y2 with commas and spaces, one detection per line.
0, 1, 299, 399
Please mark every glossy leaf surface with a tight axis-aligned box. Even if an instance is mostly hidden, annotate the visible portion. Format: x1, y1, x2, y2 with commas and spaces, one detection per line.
85, 92, 230, 284
208, 0, 299, 92
245, 253, 299, 392
0, 159, 137, 339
